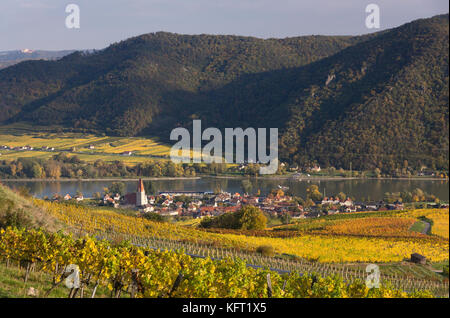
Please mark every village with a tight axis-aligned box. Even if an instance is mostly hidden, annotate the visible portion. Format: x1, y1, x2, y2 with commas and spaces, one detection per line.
50, 178, 449, 222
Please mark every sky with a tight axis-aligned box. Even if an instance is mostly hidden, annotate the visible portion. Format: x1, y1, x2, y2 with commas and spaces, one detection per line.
1, 0, 448, 51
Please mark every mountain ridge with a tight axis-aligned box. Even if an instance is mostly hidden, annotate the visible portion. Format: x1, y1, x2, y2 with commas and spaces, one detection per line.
0, 14, 448, 172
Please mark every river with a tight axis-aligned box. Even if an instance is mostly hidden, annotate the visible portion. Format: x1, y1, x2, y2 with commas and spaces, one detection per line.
2, 177, 448, 201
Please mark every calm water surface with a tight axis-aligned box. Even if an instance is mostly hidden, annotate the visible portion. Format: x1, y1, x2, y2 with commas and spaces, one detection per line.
2, 177, 448, 201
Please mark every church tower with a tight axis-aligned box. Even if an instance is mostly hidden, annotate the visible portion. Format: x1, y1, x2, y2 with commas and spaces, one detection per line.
136, 178, 148, 206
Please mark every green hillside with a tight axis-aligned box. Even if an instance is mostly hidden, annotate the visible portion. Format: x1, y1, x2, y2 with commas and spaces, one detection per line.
0, 14, 448, 173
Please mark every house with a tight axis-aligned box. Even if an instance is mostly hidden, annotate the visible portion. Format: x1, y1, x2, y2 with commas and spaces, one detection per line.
187, 203, 197, 212
64, 194, 72, 200
200, 206, 216, 216
289, 165, 299, 171
139, 204, 154, 213
75, 194, 84, 202
88, 145, 95, 149
123, 193, 137, 206
103, 194, 112, 205
113, 193, 121, 201
344, 206, 356, 213
365, 202, 378, 211
394, 200, 404, 210
341, 198, 353, 207
122, 151, 133, 156
175, 202, 184, 209
310, 165, 321, 172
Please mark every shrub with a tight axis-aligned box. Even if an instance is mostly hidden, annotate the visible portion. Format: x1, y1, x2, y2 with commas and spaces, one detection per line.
0, 197, 32, 229
256, 245, 275, 257
199, 205, 267, 230
142, 212, 166, 223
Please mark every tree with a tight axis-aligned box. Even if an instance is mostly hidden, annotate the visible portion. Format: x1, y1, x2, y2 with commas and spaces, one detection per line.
45, 161, 61, 179
30, 163, 44, 178
337, 192, 347, 201
374, 168, 381, 178
241, 179, 253, 194
200, 205, 267, 230
93, 192, 102, 200
144, 181, 158, 195
306, 185, 322, 201
235, 206, 267, 230
109, 182, 126, 196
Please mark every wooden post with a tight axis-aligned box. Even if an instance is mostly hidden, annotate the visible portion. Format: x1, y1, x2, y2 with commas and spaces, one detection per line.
267, 274, 273, 298
130, 269, 139, 298
167, 271, 184, 298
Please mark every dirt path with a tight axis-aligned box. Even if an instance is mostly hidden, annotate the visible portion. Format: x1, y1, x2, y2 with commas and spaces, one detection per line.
421, 220, 431, 235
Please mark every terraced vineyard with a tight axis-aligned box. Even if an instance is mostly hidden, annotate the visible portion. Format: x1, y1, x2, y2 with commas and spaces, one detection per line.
27, 198, 448, 297
1, 183, 448, 297
0, 128, 175, 165
36, 200, 449, 264
0, 227, 438, 298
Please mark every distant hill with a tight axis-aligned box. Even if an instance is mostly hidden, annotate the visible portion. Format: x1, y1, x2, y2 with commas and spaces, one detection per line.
0, 49, 75, 69
0, 14, 448, 172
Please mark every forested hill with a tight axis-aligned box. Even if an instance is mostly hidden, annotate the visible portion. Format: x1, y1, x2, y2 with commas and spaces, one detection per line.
0, 50, 74, 69
0, 14, 448, 172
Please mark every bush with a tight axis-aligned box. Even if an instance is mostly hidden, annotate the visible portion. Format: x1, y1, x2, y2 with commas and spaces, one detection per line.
443, 265, 449, 277
256, 245, 275, 257
0, 197, 32, 229
142, 212, 166, 223
199, 206, 267, 230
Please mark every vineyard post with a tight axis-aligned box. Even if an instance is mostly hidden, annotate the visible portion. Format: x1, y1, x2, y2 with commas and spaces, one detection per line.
130, 269, 139, 298
267, 273, 273, 298
167, 270, 184, 298
45, 265, 71, 297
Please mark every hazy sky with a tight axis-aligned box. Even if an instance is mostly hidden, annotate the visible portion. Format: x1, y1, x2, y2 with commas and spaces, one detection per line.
1, 0, 448, 51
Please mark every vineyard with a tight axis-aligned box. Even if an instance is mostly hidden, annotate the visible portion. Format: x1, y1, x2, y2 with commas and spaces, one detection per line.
0, 130, 174, 165
35, 200, 450, 264
1, 188, 448, 298
0, 227, 437, 298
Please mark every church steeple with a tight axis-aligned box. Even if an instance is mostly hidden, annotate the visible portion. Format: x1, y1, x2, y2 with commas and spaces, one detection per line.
137, 178, 145, 193
136, 178, 147, 206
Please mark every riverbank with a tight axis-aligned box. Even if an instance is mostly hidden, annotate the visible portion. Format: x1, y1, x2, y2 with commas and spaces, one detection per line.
1, 175, 447, 182
202, 174, 447, 181
0, 177, 201, 182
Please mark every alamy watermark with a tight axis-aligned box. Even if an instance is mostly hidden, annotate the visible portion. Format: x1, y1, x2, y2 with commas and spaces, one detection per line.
65, 4, 80, 29
365, 264, 380, 288
365, 4, 380, 29
170, 120, 279, 175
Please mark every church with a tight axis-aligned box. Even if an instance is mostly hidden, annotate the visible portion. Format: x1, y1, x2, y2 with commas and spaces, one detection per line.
123, 178, 149, 209
136, 178, 148, 206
